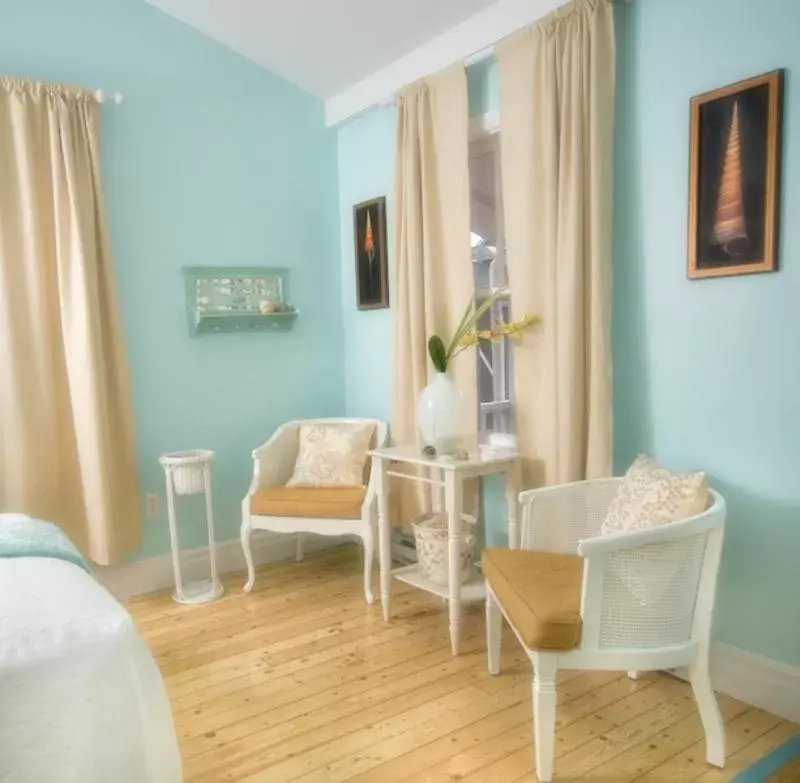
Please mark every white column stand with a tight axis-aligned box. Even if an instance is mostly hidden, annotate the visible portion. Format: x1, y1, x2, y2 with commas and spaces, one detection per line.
159, 450, 224, 605
164, 474, 183, 598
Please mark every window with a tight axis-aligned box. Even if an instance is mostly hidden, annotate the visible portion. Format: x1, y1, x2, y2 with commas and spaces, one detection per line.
469, 133, 514, 443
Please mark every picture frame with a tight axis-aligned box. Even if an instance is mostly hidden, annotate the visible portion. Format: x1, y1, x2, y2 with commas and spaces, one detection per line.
688, 70, 784, 279
353, 197, 389, 310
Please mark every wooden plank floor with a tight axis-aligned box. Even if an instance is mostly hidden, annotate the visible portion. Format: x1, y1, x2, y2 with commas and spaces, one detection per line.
127, 545, 798, 782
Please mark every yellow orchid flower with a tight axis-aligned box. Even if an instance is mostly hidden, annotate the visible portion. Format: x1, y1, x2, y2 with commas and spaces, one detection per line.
429, 288, 541, 371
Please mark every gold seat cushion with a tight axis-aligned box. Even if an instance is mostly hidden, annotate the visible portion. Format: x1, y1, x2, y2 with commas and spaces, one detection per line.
483, 548, 584, 651
250, 486, 366, 520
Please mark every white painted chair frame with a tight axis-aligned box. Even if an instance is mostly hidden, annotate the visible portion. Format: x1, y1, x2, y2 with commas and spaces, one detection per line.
240, 418, 389, 603
486, 479, 727, 782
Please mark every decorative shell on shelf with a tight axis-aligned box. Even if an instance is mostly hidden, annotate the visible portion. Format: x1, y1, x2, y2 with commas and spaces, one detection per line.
259, 300, 279, 314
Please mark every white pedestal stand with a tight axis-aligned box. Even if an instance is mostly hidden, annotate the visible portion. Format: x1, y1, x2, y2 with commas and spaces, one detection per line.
159, 450, 224, 605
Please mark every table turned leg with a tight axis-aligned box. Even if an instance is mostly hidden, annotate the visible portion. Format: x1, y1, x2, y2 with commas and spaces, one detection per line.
506, 460, 521, 549
445, 471, 463, 655
375, 457, 392, 622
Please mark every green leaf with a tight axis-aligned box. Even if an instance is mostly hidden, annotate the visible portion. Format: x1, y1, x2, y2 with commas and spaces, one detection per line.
445, 297, 477, 359
428, 335, 448, 373
447, 287, 507, 361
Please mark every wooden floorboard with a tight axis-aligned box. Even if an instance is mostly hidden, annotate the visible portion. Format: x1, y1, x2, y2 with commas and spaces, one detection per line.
128, 544, 799, 782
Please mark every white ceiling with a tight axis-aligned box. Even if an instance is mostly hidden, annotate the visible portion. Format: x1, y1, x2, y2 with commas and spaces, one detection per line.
147, 0, 500, 98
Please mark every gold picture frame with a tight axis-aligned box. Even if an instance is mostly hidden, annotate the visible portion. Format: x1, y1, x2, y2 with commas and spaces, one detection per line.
688, 70, 784, 279
353, 197, 389, 310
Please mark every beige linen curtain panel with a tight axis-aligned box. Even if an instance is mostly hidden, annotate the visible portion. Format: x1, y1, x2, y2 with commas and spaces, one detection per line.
0, 78, 140, 563
497, 0, 615, 487
391, 65, 475, 527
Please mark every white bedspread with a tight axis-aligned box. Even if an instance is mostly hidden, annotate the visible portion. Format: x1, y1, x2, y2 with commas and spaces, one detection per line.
0, 558, 182, 783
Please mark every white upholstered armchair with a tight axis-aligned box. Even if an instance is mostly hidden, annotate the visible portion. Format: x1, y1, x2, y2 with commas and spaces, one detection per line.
484, 478, 727, 782
240, 418, 388, 603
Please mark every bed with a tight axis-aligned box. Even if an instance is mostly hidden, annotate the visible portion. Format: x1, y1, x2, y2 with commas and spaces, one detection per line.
0, 552, 182, 782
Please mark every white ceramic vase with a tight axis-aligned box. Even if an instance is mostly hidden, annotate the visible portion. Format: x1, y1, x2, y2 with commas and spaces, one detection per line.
418, 372, 469, 454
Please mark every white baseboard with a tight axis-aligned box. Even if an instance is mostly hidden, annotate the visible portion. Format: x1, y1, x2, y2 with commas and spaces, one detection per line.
95, 532, 352, 602
670, 642, 800, 724
711, 642, 800, 724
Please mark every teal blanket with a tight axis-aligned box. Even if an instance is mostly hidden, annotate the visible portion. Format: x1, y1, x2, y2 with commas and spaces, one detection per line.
0, 513, 90, 573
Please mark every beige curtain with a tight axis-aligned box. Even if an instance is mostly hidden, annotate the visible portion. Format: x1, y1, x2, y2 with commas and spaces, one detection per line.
0, 78, 140, 564
497, 0, 615, 488
391, 64, 475, 527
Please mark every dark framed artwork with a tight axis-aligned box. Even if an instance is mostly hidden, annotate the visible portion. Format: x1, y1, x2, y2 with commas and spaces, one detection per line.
353, 197, 389, 309
688, 70, 784, 279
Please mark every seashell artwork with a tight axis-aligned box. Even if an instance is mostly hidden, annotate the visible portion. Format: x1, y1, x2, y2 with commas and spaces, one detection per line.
688, 70, 783, 279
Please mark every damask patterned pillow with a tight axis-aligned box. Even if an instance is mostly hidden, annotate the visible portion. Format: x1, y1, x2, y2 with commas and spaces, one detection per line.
287, 423, 375, 487
601, 455, 708, 537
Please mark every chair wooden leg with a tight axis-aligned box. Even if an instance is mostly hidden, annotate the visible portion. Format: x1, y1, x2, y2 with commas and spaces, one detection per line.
241, 522, 255, 593
486, 587, 501, 675
532, 653, 558, 782
296, 534, 304, 563
362, 526, 375, 605
690, 652, 725, 768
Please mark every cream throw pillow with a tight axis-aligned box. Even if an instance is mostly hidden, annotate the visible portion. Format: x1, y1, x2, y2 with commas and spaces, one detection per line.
601, 455, 708, 537
287, 423, 374, 487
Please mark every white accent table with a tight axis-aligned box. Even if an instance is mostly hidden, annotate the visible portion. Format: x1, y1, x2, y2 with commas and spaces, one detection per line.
369, 444, 521, 656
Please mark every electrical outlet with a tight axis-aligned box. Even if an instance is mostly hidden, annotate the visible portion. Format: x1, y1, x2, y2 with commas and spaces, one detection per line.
145, 493, 159, 518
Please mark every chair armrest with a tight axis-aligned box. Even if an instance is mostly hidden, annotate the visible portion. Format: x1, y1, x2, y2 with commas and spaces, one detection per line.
520, 478, 621, 554
576, 492, 726, 651
247, 424, 299, 495
577, 502, 725, 558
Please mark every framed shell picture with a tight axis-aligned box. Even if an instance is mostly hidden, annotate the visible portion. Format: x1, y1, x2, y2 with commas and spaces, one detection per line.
688, 70, 784, 279
353, 197, 389, 309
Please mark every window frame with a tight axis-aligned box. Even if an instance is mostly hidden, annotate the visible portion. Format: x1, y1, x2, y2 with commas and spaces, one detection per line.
469, 121, 515, 445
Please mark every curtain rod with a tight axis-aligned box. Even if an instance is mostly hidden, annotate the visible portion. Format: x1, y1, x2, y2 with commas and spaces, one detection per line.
374, 0, 632, 110
375, 45, 492, 108
94, 89, 124, 105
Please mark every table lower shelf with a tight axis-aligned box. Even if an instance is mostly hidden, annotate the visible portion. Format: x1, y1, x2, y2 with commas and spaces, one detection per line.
392, 564, 486, 602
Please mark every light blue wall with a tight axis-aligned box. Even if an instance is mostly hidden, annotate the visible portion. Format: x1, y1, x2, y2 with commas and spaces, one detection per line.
337, 106, 396, 421
614, 0, 800, 666
336, 0, 800, 667
1, 0, 343, 559
467, 58, 499, 118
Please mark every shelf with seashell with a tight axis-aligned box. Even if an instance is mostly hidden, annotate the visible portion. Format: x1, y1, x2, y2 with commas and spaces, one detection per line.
182, 266, 299, 336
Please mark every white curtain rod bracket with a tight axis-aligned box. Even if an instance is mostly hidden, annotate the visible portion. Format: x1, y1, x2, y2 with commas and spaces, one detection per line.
94, 89, 124, 105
